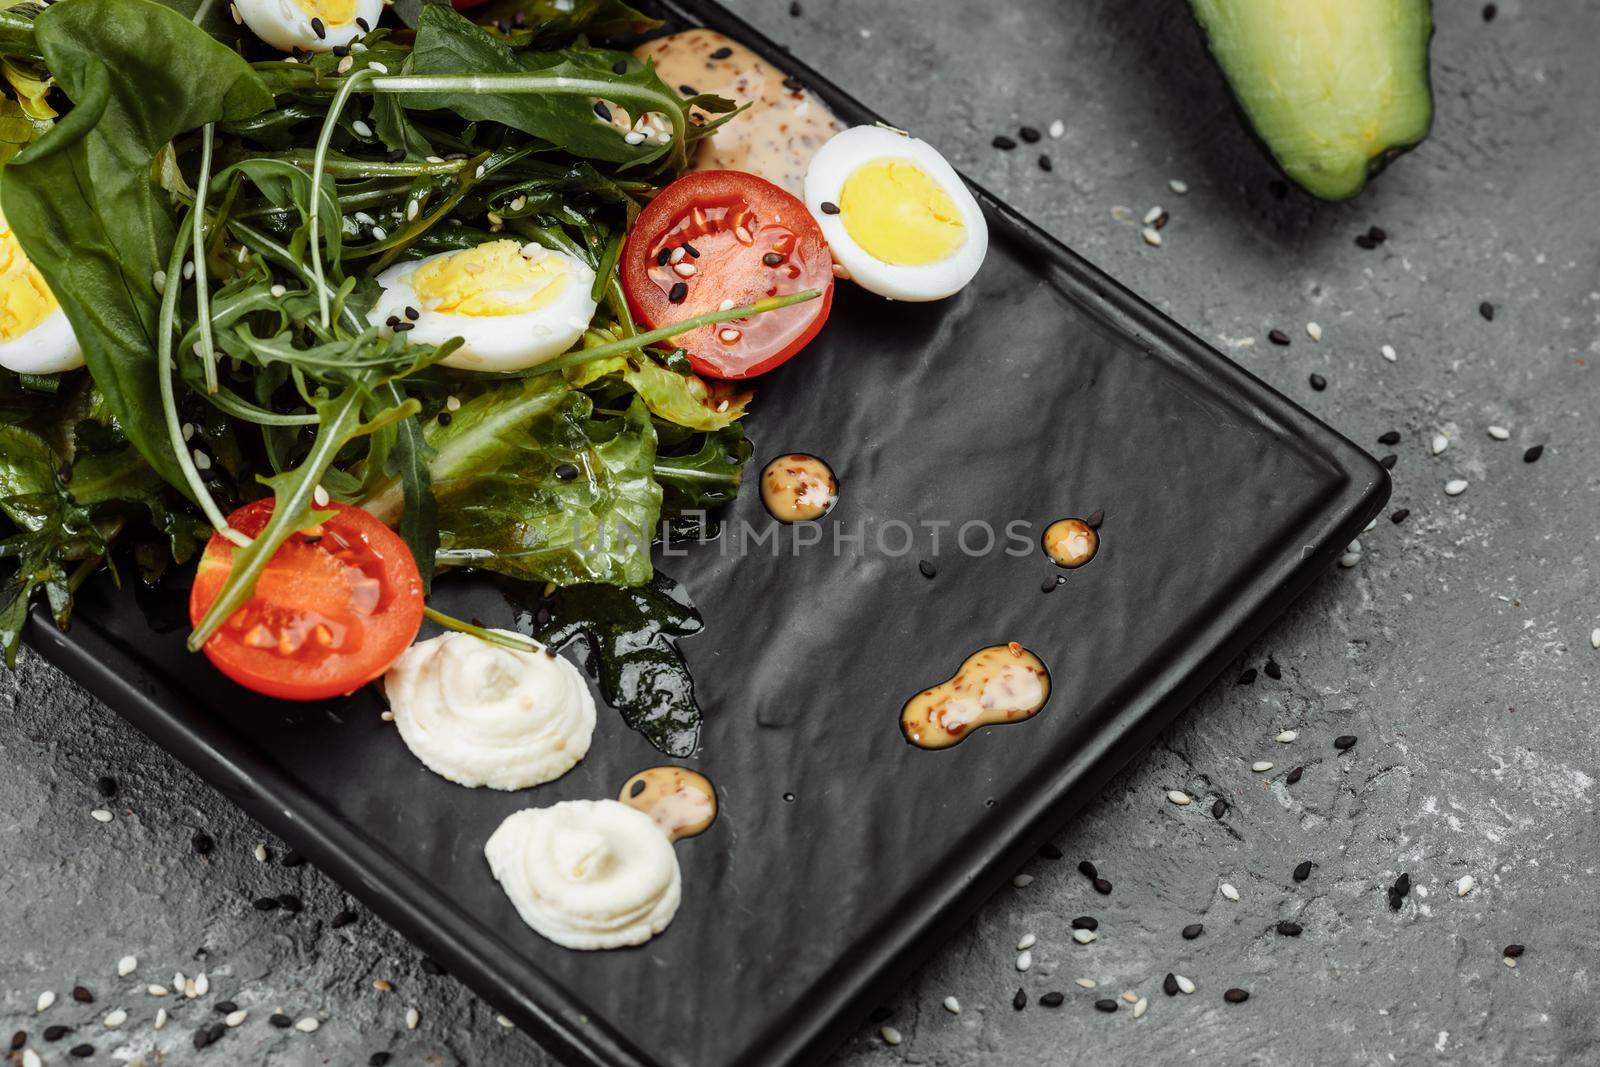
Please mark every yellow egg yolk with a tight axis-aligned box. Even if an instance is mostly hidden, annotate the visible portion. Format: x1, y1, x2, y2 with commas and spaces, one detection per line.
0, 208, 59, 342
292, 0, 358, 25
410, 240, 570, 317
837, 158, 965, 266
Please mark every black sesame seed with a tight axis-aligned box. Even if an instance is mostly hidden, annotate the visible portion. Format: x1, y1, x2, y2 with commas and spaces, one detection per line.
437, 412, 452, 427
1334, 735, 1357, 750
612, 60, 627, 74
1093, 877, 1113, 895
385, 315, 400, 329
269, 1014, 292, 1029
710, 46, 733, 59
215, 1001, 238, 1015
1482, 2, 1497, 20
10, 1031, 25, 1051
95, 775, 118, 798
355, 16, 368, 30
193, 1028, 212, 1050
1223, 988, 1250, 1004
404, 306, 419, 321
1264, 659, 1281, 680
370, 1054, 393, 1066
1286, 766, 1304, 785
1039, 991, 1065, 1008
1309, 373, 1328, 391
282, 850, 305, 869
332, 45, 348, 57
789, 0, 802, 14
1094, 998, 1118, 1013
1085, 509, 1104, 529
387, 148, 405, 163
1037, 154, 1052, 172
1355, 233, 1378, 250
71, 987, 93, 1004
592, 101, 612, 122
1390, 871, 1411, 906
1368, 225, 1388, 243
1018, 126, 1041, 143
1238, 668, 1257, 685
331, 909, 358, 928
1163, 973, 1179, 996
392, 321, 414, 332
1293, 860, 1315, 882
668, 281, 688, 303
1523, 444, 1543, 463
554, 462, 580, 482
1378, 430, 1401, 445
1504, 943, 1524, 958
1182, 923, 1204, 940
656, 247, 671, 266
1038, 842, 1063, 860
44, 1026, 71, 1041
70, 1045, 95, 1059
819, 201, 839, 215
253, 897, 279, 911
992, 135, 1017, 151
1268, 329, 1291, 346
192, 831, 214, 855
1391, 508, 1410, 524
1212, 799, 1227, 819
1012, 988, 1027, 1011
278, 893, 304, 913
1380, 454, 1398, 470
678, 84, 698, 98
1040, 576, 1057, 593
1276, 920, 1303, 936
782, 76, 804, 92
310, 16, 325, 38
762, 252, 785, 266
1478, 300, 1495, 321
420, 957, 445, 977
1077, 860, 1098, 880
681, 242, 700, 258
917, 560, 937, 579
1070, 916, 1098, 931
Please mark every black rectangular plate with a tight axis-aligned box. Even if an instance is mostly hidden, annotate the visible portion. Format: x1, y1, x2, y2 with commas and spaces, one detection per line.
26, 3, 1387, 1065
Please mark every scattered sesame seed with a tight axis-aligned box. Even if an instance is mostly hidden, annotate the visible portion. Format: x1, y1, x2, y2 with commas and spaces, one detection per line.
624, 131, 646, 145
1166, 789, 1191, 805
295, 1017, 319, 1033
1133, 997, 1149, 1019
1071, 916, 1098, 931
36, 992, 55, 1013
1037, 154, 1053, 172
1017, 933, 1036, 951
254, 844, 268, 862
194, 973, 210, 997
1071, 929, 1097, 945
351, 119, 373, 138
1142, 205, 1165, 225
337, 56, 354, 75
1251, 761, 1274, 772
1268, 329, 1290, 346
673, 261, 697, 278
154, 1009, 167, 1030
496, 1015, 515, 1029
1503, 956, 1518, 968
406, 200, 420, 221
1049, 120, 1066, 139
1523, 444, 1543, 463
1072, 981, 1093, 992
103, 1010, 127, 1028
1220, 883, 1240, 901
90, 809, 112, 823
942, 995, 961, 1014
1276, 920, 1303, 937
1306, 322, 1322, 341
1293, 860, 1315, 882
1212, 799, 1227, 819
1378, 430, 1402, 445
1381, 454, 1398, 470
1011, 873, 1034, 888
369, 62, 388, 74
1431, 434, 1449, 455
1590, 628, 1600, 650
313, 484, 330, 507
992, 134, 1017, 150
21, 1051, 39, 1067
1457, 875, 1476, 897
1093, 877, 1113, 895
880, 1026, 902, 1045
1163, 973, 1179, 996
225, 1010, 247, 1028
668, 281, 688, 303
1381, 344, 1398, 362
152, 270, 166, 293
819, 201, 839, 215
1487, 425, 1510, 440
1309, 373, 1328, 391
1444, 479, 1468, 496
117, 956, 137, 977
1224, 988, 1250, 1004
1334, 735, 1357, 750
1286, 766, 1304, 784
1276, 730, 1298, 743
1239, 667, 1257, 684
69, 1045, 93, 1058
270, 283, 288, 298
1012, 987, 1027, 1011
1094, 999, 1118, 1013
1504, 943, 1525, 958
146, 985, 168, 997
1182, 923, 1204, 940
1141, 227, 1162, 247
1479, 300, 1495, 321
269, 1014, 292, 1029
405, 1007, 420, 1030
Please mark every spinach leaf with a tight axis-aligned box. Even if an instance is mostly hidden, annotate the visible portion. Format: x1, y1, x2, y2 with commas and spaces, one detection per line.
653, 423, 751, 514
529, 572, 704, 757
1, 0, 272, 494
375, 383, 437, 591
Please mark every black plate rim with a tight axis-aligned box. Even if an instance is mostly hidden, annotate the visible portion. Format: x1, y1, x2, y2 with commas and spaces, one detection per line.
24, 4, 1389, 1065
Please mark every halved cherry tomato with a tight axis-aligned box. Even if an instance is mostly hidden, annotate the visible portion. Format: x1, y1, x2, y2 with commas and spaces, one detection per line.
189, 500, 424, 702
621, 170, 834, 379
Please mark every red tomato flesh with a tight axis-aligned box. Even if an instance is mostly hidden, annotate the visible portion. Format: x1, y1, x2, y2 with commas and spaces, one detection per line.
189, 500, 424, 701
622, 170, 834, 379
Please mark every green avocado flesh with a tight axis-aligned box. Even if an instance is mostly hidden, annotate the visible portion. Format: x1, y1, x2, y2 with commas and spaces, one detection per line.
1188, 0, 1434, 200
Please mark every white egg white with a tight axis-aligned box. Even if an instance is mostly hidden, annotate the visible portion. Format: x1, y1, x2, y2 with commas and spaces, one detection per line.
804, 125, 989, 302
369, 242, 599, 373
0, 306, 83, 374
234, 0, 382, 53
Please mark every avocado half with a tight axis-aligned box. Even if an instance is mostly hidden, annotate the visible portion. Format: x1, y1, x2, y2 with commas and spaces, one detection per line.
1187, 0, 1435, 201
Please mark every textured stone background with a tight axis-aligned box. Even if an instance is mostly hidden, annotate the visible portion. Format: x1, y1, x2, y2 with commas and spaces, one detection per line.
4, 0, 1598, 1064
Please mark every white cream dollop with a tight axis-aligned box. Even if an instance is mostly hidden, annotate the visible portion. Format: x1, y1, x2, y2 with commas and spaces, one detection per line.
384, 631, 595, 791
485, 800, 682, 950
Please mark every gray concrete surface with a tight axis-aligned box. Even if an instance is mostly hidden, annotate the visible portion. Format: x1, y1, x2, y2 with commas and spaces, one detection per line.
4, 0, 1598, 1064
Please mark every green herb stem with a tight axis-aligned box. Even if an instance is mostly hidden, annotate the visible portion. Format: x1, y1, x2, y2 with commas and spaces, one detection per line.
309, 67, 375, 328
192, 123, 219, 394
421, 606, 544, 654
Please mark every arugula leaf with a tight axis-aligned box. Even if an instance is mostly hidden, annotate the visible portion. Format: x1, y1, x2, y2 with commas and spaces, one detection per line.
1, 0, 271, 495
375, 383, 437, 591
487, 0, 659, 43
653, 423, 751, 514
568, 354, 751, 431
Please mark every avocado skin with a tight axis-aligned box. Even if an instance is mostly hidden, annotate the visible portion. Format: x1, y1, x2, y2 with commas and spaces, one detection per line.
1187, 0, 1435, 201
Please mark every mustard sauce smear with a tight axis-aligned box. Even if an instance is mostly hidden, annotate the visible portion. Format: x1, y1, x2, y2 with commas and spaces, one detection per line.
620, 766, 718, 843
900, 643, 1051, 750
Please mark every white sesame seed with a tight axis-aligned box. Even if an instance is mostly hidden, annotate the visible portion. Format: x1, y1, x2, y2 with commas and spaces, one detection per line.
118, 955, 138, 976
154, 1007, 168, 1030
1380, 344, 1397, 362
313, 484, 330, 507
426, 155, 444, 164
673, 261, 697, 277
173, 973, 185, 995
371, 226, 387, 241
1017, 949, 1033, 970
474, 164, 487, 180
23, 1049, 40, 1067
1133, 996, 1149, 1019
352, 119, 373, 138
1276, 730, 1298, 743
226, 1009, 248, 1027
1071, 928, 1097, 944
1011, 873, 1033, 888
191, 449, 211, 471
381, 710, 395, 722
1075, 978, 1096, 989
669, 246, 686, 264
373, 979, 393, 993
1252, 761, 1274, 772
446, 396, 461, 412
715, 399, 729, 413
182, 260, 195, 281
1590, 628, 1600, 650
406, 1007, 420, 1030
91, 809, 113, 823
1503, 956, 1517, 968
295, 1017, 320, 1033
270, 284, 287, 298
147, 984, 168, 997
1444, 479, 1469, 497
624, 131, 647, 144
1487, 425, 1510, 440
354, 211, 375, 226
719, 329, 741, 343
519, 242, 547, 261
369, 61, 388, 73
1175, 974, 1196, 995
104, 1008, 128, 1028
880, 1026, 902, 1046
1364, 517, 1378, 533
337, 55, 353, 74
1141, 226, 1163, 247
254, 843, 268, 863
36, 991, 55, 1013
1430, 434, 1449, 456
1049, 120, 1066, 139
193, 972, 209, 996
1457, 875, 1475, 897
718, 298, 735, 311
351, 42, 367, 52
1220, 883, 1240, 901
1349, 539, 1362, 555
496, 1015, 515, 1028
1306, 322, 1322, 342
1121, 991, 1138, 1004
1017, 933, 1036, 951
1142, 205, 1165, 225
1339, 552, 1362, 568
942, 995, 960, 1014
1166, 790, 1191, 805
657, 130, 671, 144
152, 270, 167, 293
406, 200, 420, 221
